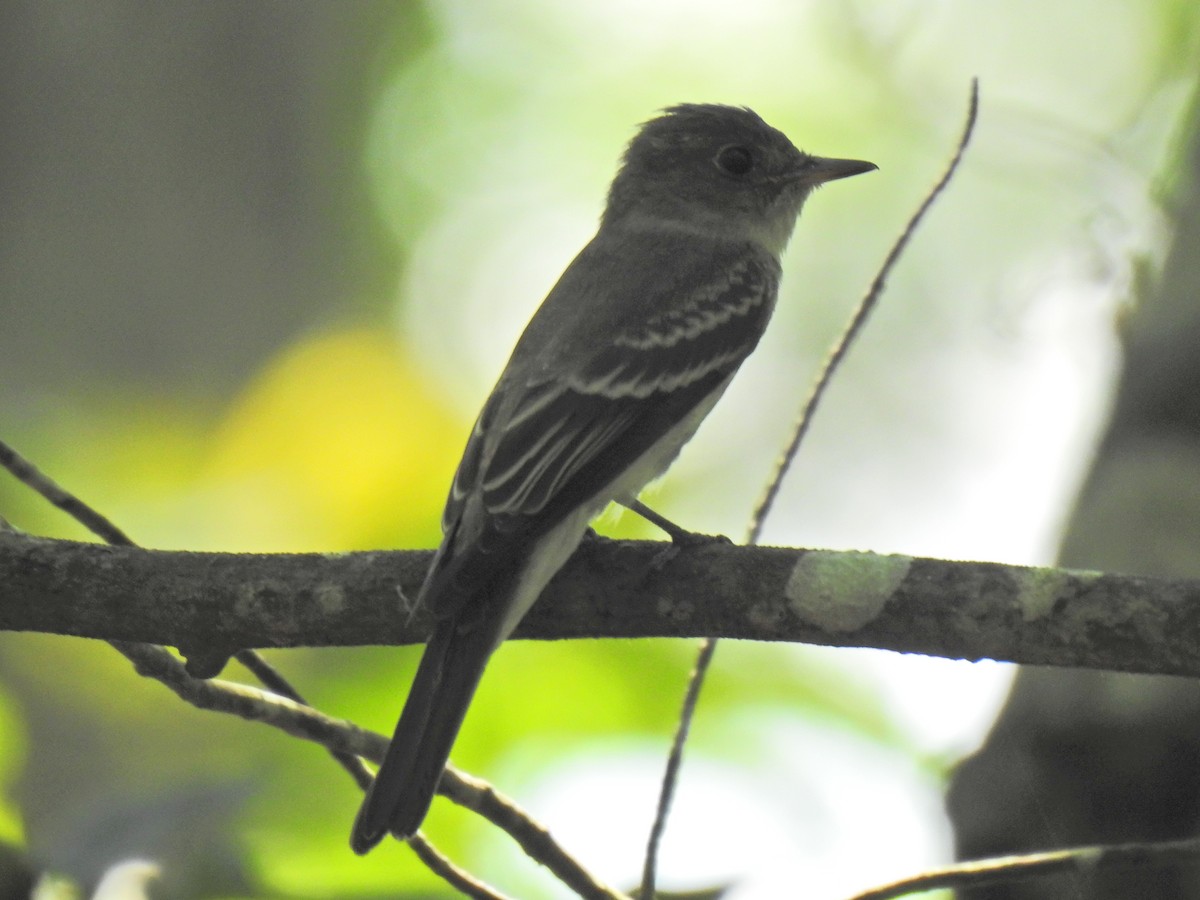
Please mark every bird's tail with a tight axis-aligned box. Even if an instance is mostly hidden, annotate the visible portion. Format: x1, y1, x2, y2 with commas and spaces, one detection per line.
349, 617, 498, 853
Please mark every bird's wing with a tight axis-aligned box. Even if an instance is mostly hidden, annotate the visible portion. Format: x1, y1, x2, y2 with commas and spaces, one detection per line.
424, 246, 780, 618
484, 254, 777, 515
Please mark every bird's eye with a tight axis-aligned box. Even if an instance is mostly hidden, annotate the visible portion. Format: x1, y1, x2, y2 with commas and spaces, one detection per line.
714, 145, 754, 176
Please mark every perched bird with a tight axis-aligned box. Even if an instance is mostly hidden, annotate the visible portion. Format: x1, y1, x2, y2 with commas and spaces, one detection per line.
351, 104, 875, 852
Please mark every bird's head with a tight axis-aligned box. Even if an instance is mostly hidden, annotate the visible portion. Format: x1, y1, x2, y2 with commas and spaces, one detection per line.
604, 104, 875, 255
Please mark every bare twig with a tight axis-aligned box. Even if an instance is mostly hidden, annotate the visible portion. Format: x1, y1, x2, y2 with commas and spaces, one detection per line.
441, 767, 632, 900
110, 640, 378, 753
233, 648, 374, 791
116, 642, 629, 897
640, 79, 982, 899
110, 637, 626, 897
847, 837, 1200, 900
0, 436, 133, 545
752, 77, 980, 540
408, 834, 516, 900
639, 637, 716, 897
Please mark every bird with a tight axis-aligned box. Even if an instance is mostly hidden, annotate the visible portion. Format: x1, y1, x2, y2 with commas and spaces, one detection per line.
350, 103, 876, 853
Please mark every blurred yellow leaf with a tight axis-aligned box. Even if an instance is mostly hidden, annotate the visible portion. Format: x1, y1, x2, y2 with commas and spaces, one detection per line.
203, 326, 465, 552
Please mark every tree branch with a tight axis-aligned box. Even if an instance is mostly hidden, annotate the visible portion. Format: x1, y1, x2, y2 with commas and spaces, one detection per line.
0, 437, 638, 896
4, 530, 1199, 678
110, 639, 628, 898
847, 837, 1200, 900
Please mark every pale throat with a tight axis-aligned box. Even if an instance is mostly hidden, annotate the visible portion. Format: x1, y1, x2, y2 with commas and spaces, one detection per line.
615, 203, 803, 259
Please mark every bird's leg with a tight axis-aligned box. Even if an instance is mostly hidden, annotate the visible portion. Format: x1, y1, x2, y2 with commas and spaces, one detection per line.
620, 499, 731, 549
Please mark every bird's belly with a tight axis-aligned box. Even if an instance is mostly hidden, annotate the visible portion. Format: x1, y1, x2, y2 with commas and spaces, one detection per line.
606, 372, 734, 506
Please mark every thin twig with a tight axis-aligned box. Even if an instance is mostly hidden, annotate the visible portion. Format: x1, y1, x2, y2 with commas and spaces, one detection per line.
117, 643, 629, 898
638, 637, 716, 897
751, 78, 980, 541
408, 834, 516, 900
847, 837, 1200, 900
0, 437, 133, 545
234, 648, 374, 791
110, 640, 376, 751
639, 80, 982, 899
443, 767, 632, 900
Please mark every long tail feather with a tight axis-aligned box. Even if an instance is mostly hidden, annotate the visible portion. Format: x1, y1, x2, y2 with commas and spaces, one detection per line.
350, 616, 499, 853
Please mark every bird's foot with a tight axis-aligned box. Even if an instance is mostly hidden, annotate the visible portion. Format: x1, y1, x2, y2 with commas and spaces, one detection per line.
621, 499, 731, 568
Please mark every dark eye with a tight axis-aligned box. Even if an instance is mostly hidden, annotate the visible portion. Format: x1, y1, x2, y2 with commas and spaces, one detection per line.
714, 145, 754, 175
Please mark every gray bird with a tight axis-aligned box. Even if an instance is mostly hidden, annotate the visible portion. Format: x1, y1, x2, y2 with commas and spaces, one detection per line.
351, 103, 876, 852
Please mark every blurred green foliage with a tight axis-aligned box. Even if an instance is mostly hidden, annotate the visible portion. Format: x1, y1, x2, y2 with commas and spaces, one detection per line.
2, 1, 1199, 898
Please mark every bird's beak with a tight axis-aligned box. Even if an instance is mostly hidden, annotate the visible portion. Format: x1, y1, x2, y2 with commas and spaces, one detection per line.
794, 156, 878, 185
